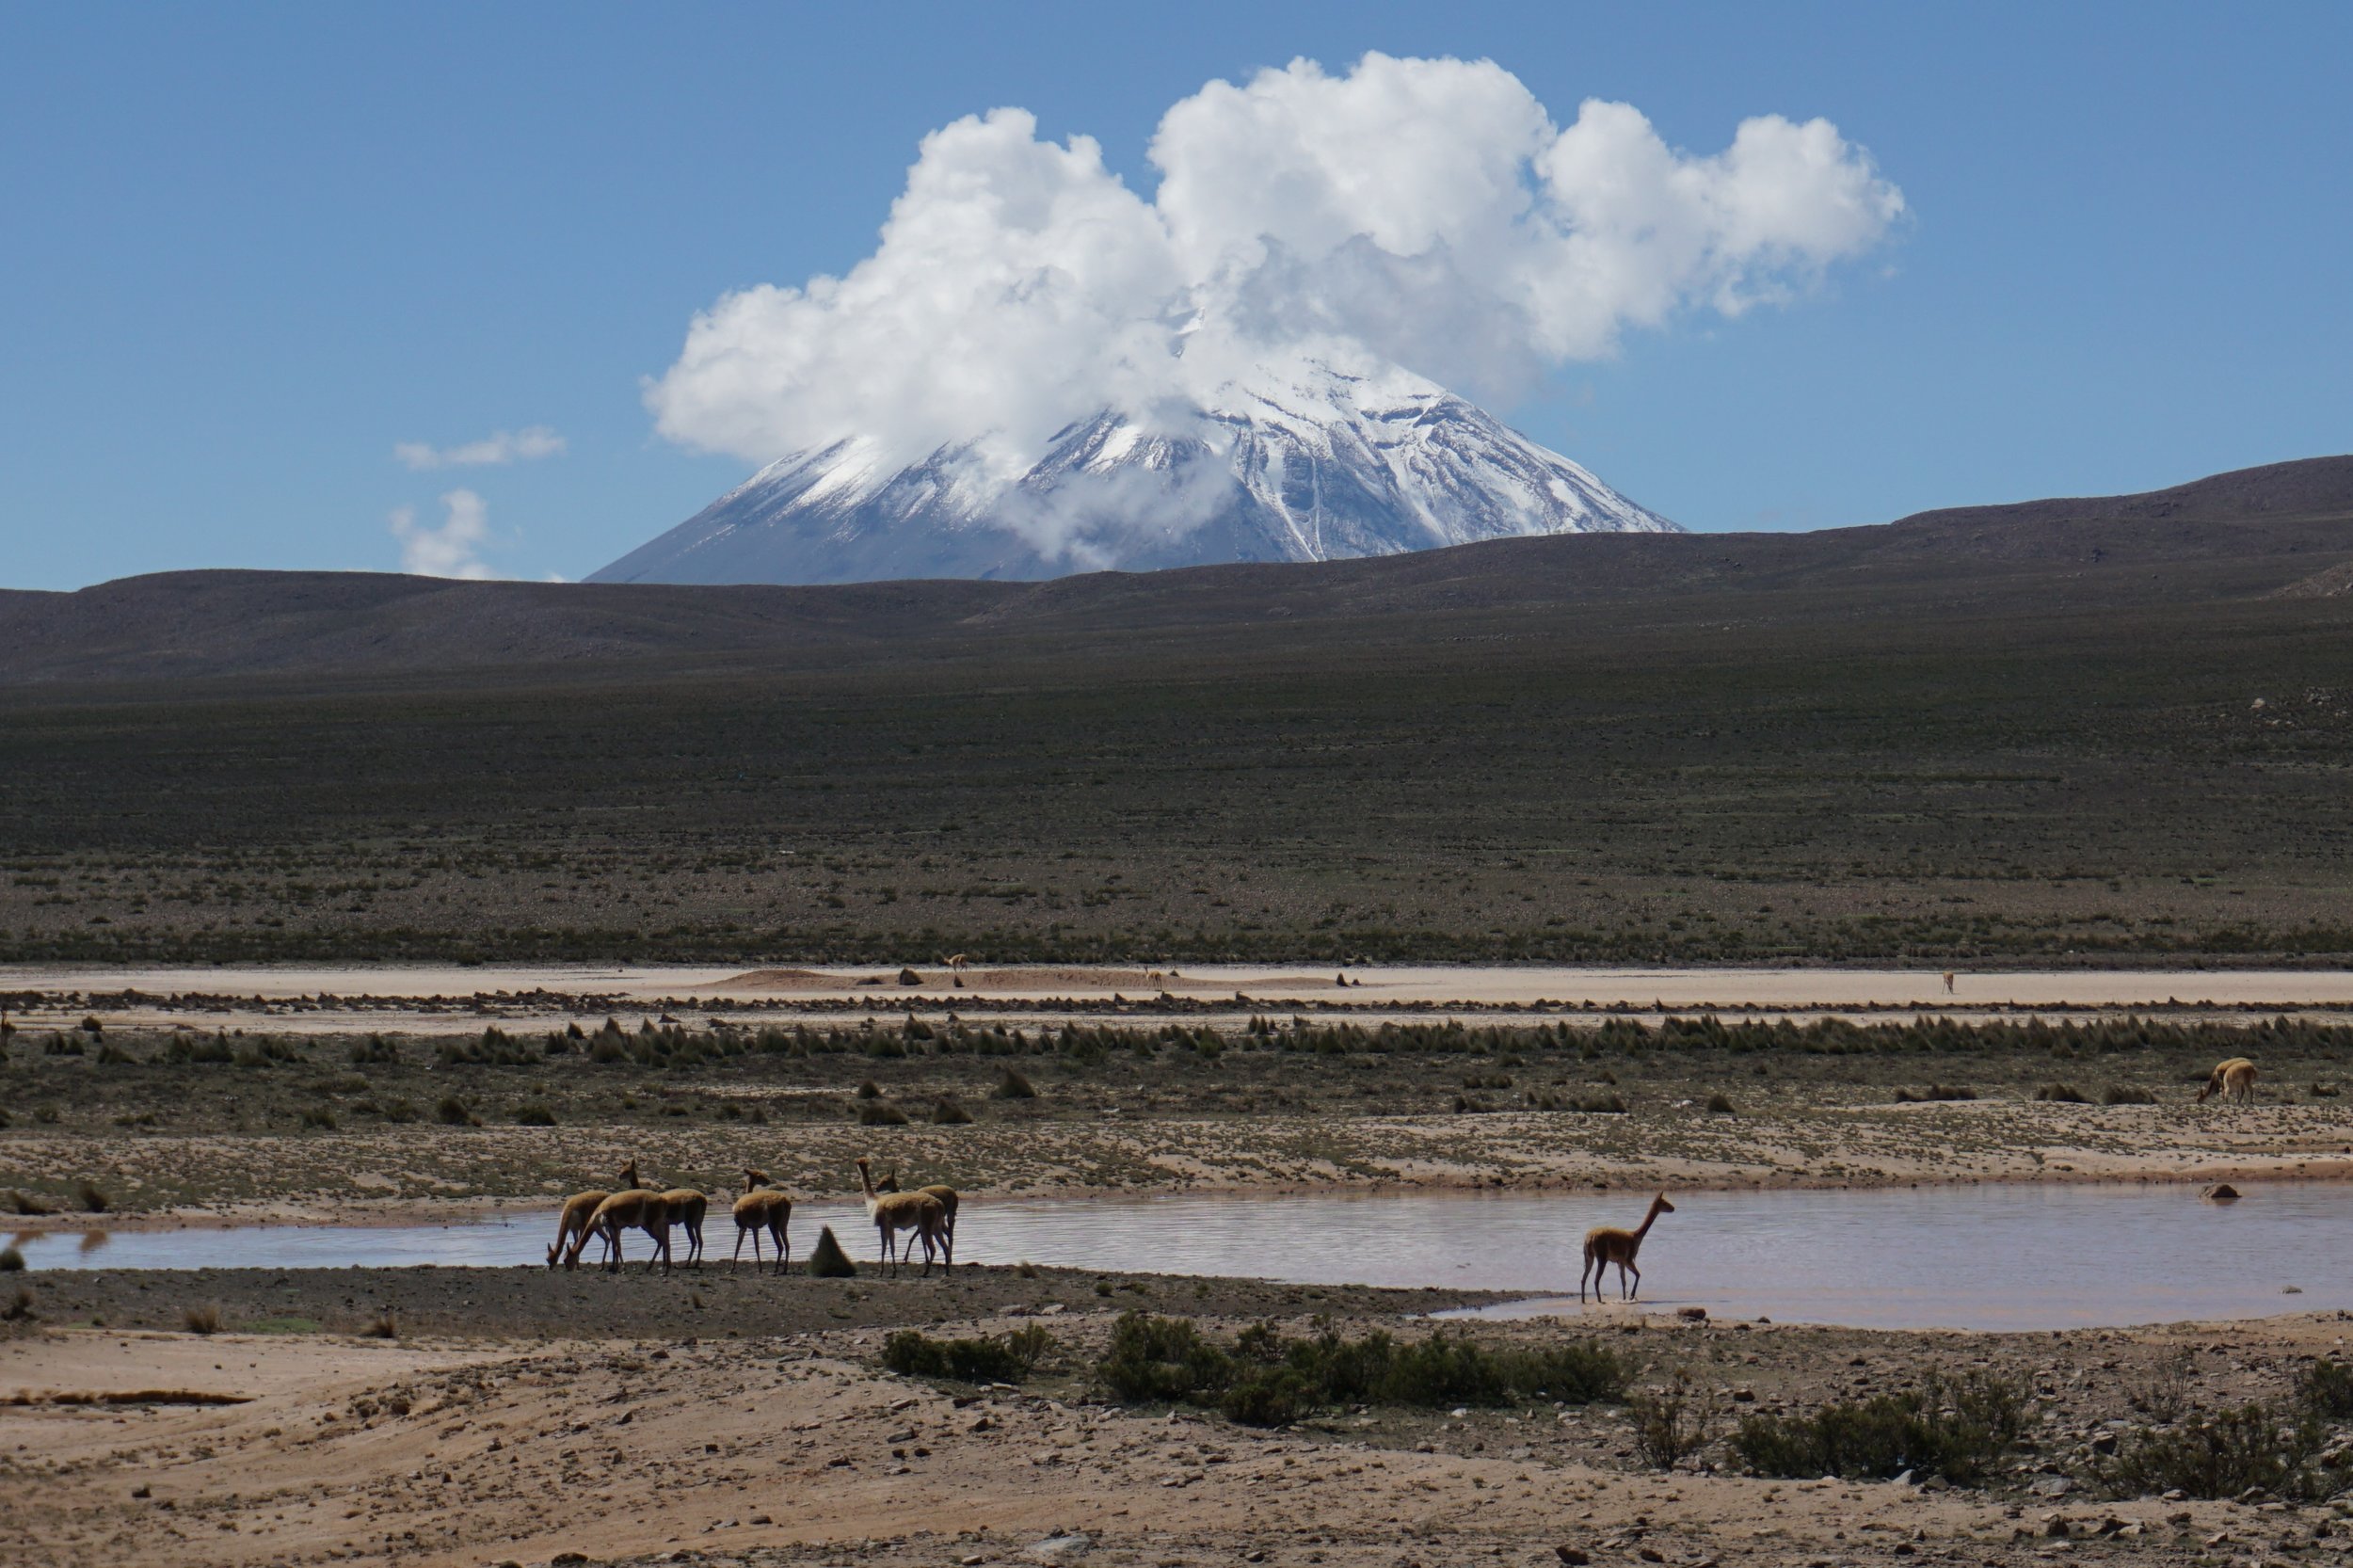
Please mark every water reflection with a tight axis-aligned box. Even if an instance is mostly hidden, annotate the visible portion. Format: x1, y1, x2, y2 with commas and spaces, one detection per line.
77, 1230, 110, 1255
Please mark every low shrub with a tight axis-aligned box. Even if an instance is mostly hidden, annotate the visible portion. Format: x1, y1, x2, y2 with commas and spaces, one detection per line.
995, 1067, 1038, 1099
298, 1107, 338, 1129
514, 1104, 557, 1127
1732, 1368, 2031, 1482
435, 1095, 475, 1127
2035, 1082, 2089, 1104
880, 1324, 1056, 1384
857, 1100, 911, 1127
931, 1096, 975, 1126
184, 1304, 223, 1336
2299, 1359, 2353, 1419
361, 1312, 398, 1339
7, 1191, 56, 1217
1571, 1093, 1628, 1114
1096, 1314, 1624, 1427
0, 1246, 23, 1272
74, 1181, 109, 1214
2, 1288, 29, 1320
349, 1034, 400, 1065
380, 1100, 421, 1124
2097, 1402, 2328, 1500
1630, 1374, 1717, 1469
1703, 1094, 1737, 1115
855, 1079, 883, 1100
1894, 1084, 1977, 1103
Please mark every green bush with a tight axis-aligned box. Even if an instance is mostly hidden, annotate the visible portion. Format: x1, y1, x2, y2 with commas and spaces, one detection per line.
1096, 1314, 1624, 1427
1732, 1369, 2031, 1482
2097, 1402, 2329, 1501
880, 1325, 1055, 1384
2300, 1360, 2353, 1419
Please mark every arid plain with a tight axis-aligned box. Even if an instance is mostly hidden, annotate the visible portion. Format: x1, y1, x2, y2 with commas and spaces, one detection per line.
9, 464, 2353, 1567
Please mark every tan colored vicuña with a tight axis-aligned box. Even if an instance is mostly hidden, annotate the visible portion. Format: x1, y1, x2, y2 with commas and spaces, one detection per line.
657, 1187, 709, 1267
1580, 1192, 1674, 1303
2197, 1057, 2259, 1105
855, 1157, 947, 1275
873, 1168, 960, 1268
546, 1189, 613, 1271
730, 1168, 793, 1272
570, 1187, 675, 1273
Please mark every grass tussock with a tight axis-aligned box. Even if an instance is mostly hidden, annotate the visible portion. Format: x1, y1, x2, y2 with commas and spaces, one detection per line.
2101, 1083, 2159, 1105
513, 1104, 557, 1127
360, 1312, 398, 1339
806, 1224, 857, 1278
1732, 1368, 2031, 1483
994, 1067, 1038, 1099
2034, 1081, 2090, 1104
1893, 1084, 1977, 1103
1703, 1093, 1737, 1115
930, 1096, 975, 1125
2097, 1402, 2328, 1500
7, 1191, 56, 1218
0, 1247, 24, 1272
434, 1094, 476, 1127
856, 1099, 911, 1127
298, 1107, 338, 1129
1096, 1314, 1625, 1428
2, 1288, 30, 1321
74, 1181, 109, 1214
880, 1324, 1055, 1384
183, 1304, 223, 1336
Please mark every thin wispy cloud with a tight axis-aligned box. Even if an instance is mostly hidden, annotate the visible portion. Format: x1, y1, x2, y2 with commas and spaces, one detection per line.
389, 488, 497, 578
394, 425, 566, 470
647, 52, 1906, 484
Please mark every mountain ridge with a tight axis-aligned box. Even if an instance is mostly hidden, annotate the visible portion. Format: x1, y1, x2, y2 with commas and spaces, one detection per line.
4, 456, 2350, 687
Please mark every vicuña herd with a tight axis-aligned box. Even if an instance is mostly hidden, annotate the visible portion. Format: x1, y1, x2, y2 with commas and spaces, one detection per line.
538, 1055, 2265, 1291
548, 1156, 961, 1276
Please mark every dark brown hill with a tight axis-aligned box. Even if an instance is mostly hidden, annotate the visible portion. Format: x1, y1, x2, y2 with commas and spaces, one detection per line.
3, 455, 2349, 685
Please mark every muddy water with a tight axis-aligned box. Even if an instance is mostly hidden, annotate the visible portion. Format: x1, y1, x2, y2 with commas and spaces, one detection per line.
15, 1182, 2351, 1330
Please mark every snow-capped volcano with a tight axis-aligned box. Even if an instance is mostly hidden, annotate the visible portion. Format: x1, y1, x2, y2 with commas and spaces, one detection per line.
591, 361, 1677, 585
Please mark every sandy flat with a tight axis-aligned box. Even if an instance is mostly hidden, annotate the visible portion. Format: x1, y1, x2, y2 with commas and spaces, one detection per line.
10, 960, 2353, 1011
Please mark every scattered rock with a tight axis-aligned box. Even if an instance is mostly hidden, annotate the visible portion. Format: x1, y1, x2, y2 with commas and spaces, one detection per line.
1024, 1533, 1093, 1563
1554, 1550, 1591, 1566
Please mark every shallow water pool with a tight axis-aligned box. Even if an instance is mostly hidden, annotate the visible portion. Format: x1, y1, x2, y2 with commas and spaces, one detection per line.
14, 1181, 2347, 1332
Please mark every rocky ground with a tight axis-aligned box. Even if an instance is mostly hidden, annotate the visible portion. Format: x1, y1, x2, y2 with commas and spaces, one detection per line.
8, 1270, 2353, 1568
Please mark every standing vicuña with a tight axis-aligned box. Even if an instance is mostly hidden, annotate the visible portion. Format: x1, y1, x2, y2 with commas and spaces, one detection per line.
873, 1168, 960, 1269
855, 1157, 947, 1275
1580, 1192, 1674, 1303
730, 1168, 792, 1272
2197, 1058, 2259, 1105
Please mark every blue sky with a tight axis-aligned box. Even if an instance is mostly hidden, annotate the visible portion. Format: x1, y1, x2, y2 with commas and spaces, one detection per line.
2, 2, 2347, 590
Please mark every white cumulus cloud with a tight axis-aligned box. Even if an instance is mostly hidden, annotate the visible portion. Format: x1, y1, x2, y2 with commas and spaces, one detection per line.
389, 488, 496, 579
646, 53, 1905, 483
394, 425, 566, 470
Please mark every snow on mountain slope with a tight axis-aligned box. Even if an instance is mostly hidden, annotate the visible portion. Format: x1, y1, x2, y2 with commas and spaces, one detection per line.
590, 360, 1677, 585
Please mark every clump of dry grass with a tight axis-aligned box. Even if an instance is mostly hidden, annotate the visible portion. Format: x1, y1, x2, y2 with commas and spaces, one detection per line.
2, 1288, 31, 1321
2035, 1081, 2090, 1104
1704, 1093, 1737, 1114
807, 1225, 857, 1278
184, 1304, 223, 1336
995, 1067, 1038, 1099
0, 1246, 24, 1272
74, 1181, 109, 1214
7, 1191, 56, 1217
857, 1099, 910, 1127
931, 1096, 974, 1125
360, 1311, 397, 1339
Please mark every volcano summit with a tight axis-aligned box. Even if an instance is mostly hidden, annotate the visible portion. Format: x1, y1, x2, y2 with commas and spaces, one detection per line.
591, 361, 1677, 585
